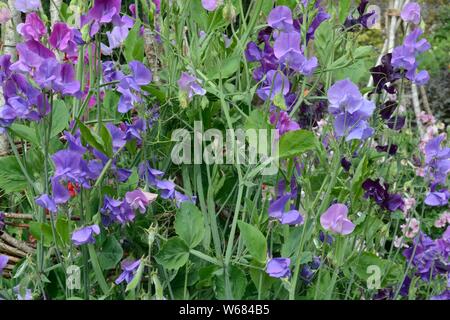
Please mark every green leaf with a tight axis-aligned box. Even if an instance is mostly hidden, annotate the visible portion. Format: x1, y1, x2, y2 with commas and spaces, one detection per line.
51, 100, 70, 137
175, 202, 205, 248
214, 266, 247, 300
349, 252, 402, 287
99, 123, 113, 157
126, 260, 145, 292
155, 237, 190, 269
77, 120, 107, 155
124, 21, 144, 63
29, 222, 53, 247
0, 156, 28, 193
208, 55, 241, 80
278, 130, 318, 159
245, 109, 271, 131
351, 155, 368, 202
98, 236, 124, 270
237, 221, 267, 263
9, 123, 39, 145
56, 216, 70, 246
339, 0, 351, 24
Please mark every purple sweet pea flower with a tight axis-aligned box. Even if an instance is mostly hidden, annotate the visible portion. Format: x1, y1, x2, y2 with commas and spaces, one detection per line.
125, 189, 158, 213
115, 259, 141, 285
174, 191, 197, 208
117, 61, 152, 113
35, 194, 57, 213
425, 190, 450, 207
178, 72, 206, 101
15, 0, 41, 13
267, 6, 294, 32
256, 70, 290, 101
201, 0, 222, 12
17, 13, 46, 41
34, 58, 81, 96
431, 290, 450, 300
0, 105, 17, 130
424, 135, 450, 184
101, 16, 134, 55
244, 42, 262, 62
71, 224, 100, 246
268, 194, 304, 226
101, 196, 136, 226
327, 79, 375, 141
0, 255, 8, 275
401, 2, 421, 25
52, 178, 71, 204
156, 179, 176, 199
10, 40, 55, 73
138, 161, 165, 185
52, 149, 91, 188
0, 212, 5, 230
49, 22, 83, 60
320, 204, 355, 235
81, 0, 122, 37
266, 257, 291, 278
344, 0, 376, 30
270, 111, 300, 136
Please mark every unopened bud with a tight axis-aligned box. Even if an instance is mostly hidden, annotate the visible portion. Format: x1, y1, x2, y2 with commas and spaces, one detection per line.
222, 2, 236, 23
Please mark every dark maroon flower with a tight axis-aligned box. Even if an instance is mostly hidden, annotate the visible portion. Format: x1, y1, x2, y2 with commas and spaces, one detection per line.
362, 178, 404, 212
370, 53, 402, 94
341, 157, 352, 172
344, 0, 377, 30
376, 144, 398, 155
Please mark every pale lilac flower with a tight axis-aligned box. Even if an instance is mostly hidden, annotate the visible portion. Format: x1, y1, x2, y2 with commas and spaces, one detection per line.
178, 72, 206, 101
266, 257, 291, 278
14, 286, 32, 300
0, 255, 8, 275
320, 204, 355, 235
425, 190, 449, 207
0, 7, 11, 24
115, 259, 141, 285
17, 13, 46, 41
267, 6, 294, 32
401, 2, 421, 25
201, 0, 222, 12
71, 225, 100, 246
401, 218, 420, 238
35, 194, 57, 213
15, 0, 41, 13
268, 194, 303, 225
155, 180, 176, 199
125, 189, 158, 213
434, 212, 450, 228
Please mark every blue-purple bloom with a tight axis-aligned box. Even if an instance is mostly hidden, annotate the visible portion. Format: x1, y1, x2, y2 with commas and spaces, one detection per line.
327, 79, 375, 141
15, 0, 41, 13
268, 194, 304, 226
0, 255, 8, 276
178, 72, 206, 101
101, 196, 135, 226
266, 257, 291, 278
201, 0, 222, 12
115, 259, 141, 285
362, 178, 404, 212
401, 2, 421, 25
81, 0, 122, 37
71, 224, 100, 246
117, 61, 152, 113
35, 194, 57, 213
267, 6, 294, 32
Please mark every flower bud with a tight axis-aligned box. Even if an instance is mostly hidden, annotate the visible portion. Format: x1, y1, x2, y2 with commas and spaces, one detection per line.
222, 2, 236, 23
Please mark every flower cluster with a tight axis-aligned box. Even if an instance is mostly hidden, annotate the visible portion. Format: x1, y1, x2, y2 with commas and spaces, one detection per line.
362, 178, 404, 212
327, 79, 375, 141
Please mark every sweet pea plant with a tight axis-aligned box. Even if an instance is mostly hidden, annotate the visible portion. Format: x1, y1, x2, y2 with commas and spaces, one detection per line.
0, 0, 448, 301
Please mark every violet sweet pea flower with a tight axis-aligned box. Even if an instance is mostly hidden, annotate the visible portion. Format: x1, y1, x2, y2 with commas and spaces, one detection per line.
138, 161, 164, 185
81, 0, 122, 37
266, 257, 291, 278
71, 225, 100, 246
327, 79, 375, 141
201, 0, 223, 12
401, 2, 421, 25
115, 259, 141, 285
267, 6, 294, 32
268, 194, 304, 226
256, 70, 290, 101
178, 72, 206, 101
125, 189, 158, 213
425, 190, 450, 207
0, 255, 8, 275
35, 194, 57, 213
101, 196, 136, 226
17, 13, 46, 41
156, 180, 176, 199
320, 204, 355, 235
117, 61, 152, 113
15, 0, 41, 13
